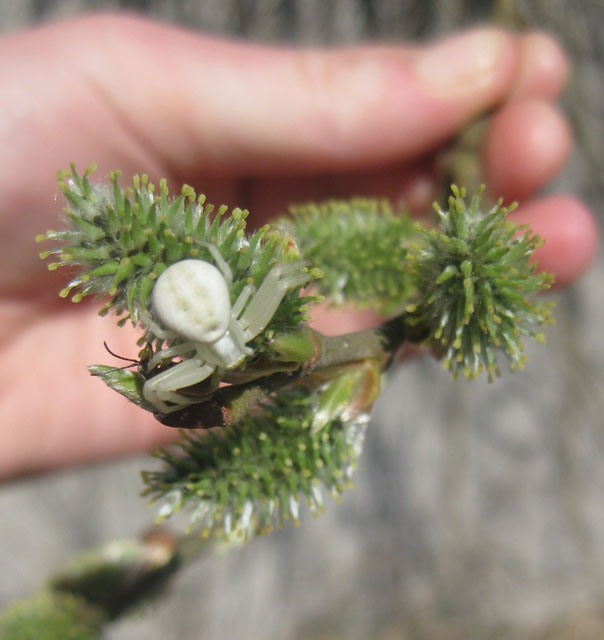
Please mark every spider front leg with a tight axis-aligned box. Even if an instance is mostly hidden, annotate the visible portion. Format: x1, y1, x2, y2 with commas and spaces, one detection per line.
143, 355, 216, 414
240, 261, 310, 340
146, 341, 196, 372
137, 304, 197, 371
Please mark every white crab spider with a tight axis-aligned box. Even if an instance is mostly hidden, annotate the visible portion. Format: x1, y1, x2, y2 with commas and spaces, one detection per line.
142, 243, 309, 414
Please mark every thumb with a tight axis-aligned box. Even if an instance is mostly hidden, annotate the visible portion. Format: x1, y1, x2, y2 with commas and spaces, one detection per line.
14, 16, 517, 178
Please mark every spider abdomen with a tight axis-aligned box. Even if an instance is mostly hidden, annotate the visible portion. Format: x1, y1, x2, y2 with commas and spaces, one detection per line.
152, 259, 231, 343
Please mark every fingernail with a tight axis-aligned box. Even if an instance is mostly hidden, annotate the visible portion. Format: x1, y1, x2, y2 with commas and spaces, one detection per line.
414, 30, 507, 93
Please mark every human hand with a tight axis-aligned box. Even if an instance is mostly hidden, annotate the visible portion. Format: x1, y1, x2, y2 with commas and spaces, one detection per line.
0, 15, 597, 479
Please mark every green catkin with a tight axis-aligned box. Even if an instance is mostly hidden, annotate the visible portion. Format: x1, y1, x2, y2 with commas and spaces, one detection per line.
142, 388, 368, 538
281, 198, 417, 315
37, 165, 317, 337
406, 185, 555, 380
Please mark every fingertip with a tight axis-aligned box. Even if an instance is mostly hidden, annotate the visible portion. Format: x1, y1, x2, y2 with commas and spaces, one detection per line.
309, 303, 382, 336
510, 32, 569, 100
510, 196, 599, 288
484, 99, 571, 202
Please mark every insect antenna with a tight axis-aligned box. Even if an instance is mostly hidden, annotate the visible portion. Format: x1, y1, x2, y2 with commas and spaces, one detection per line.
103, 341, 140, 370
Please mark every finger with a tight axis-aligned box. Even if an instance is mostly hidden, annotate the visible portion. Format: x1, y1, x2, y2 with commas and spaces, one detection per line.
243, 157, 438, 224
483, 99, 571, 202
509, 32, 569, 101
510, 196, 599, 287
309, 304, 382, 336
0, 308, 174, 480
2, 16, 518, 183
119, 22, 517, 175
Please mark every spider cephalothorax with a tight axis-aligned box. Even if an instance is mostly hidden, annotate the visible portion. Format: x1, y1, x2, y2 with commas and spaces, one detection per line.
141, 243, 310, 413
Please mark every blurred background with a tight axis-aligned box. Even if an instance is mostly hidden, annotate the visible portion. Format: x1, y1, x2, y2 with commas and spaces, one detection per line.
1, 1, 603, 638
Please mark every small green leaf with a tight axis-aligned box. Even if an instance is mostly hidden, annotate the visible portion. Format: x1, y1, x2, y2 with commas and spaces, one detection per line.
312, 372, 359, 433
88, 366, 150, 410
269, 328, 316, 363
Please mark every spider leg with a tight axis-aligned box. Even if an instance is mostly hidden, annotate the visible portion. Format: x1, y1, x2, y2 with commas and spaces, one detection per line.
192, 240, 233, 289
143, 357, 216, 414
226, 283, 256, 356
146, 341, 196, 372
240, 261, 310, 340
231, 284, 255, 318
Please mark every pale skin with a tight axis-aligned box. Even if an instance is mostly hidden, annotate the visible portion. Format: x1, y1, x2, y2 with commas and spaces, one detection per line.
0, 15, 598, 479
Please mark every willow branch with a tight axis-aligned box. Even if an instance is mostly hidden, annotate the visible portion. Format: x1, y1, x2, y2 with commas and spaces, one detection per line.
155, 316, 409, 429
